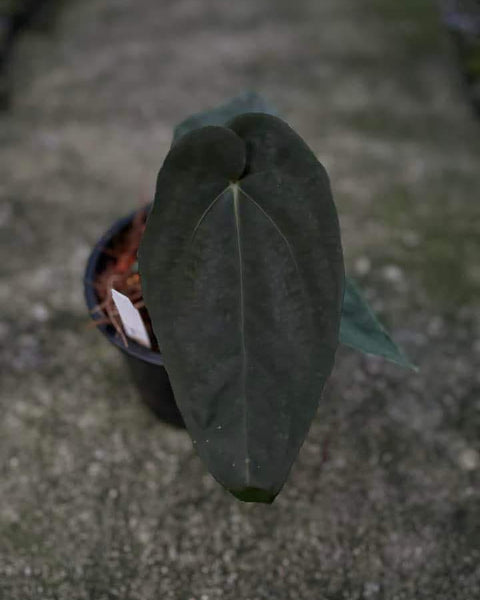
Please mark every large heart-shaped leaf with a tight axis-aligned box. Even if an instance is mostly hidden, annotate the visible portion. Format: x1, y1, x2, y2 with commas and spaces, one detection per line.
340, 277, 417, 370
172, 91, 278, 146
139, 113, 344, 503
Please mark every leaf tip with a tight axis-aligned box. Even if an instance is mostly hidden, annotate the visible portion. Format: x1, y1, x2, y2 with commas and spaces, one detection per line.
228, 486, 277, 504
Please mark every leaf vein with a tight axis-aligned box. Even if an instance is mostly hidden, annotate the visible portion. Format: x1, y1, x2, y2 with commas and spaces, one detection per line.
238, 186, 302, 282
188, 185, 230, 248
233, 184, 250, 486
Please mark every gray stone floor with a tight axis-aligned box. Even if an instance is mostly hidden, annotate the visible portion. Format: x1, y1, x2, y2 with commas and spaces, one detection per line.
1, 0, 479, 598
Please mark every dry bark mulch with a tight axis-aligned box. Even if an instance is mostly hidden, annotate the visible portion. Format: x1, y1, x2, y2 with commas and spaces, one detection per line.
87, 205, 160, 352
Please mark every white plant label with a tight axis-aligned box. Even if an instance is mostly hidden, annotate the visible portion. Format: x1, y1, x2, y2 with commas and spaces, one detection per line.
111, 289, 151, 348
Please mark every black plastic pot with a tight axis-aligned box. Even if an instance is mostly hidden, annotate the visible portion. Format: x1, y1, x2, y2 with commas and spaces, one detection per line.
83, 207, 185, 428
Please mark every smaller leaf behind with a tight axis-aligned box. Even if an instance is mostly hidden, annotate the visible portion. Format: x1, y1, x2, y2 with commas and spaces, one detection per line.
172, 91, 278, 146
340, 277, 418, 371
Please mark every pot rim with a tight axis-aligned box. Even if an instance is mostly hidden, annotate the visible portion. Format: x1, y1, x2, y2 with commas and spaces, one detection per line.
83, 205, 165, 367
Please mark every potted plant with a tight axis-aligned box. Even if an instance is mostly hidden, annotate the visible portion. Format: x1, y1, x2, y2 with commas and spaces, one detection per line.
84, 92, 416, 504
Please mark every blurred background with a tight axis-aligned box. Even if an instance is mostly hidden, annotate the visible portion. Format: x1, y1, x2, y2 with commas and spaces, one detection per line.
1, 1, 479, 598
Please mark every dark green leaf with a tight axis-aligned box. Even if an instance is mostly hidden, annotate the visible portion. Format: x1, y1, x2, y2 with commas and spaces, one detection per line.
340, 277, 417, 370
139, 114, 344, 503
172, 91, 278, 146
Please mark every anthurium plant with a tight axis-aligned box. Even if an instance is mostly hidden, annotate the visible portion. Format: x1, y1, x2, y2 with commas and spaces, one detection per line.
138, 92, 415, 504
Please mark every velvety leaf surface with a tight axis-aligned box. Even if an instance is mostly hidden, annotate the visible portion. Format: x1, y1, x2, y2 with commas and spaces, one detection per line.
171, 91, 278, 146
139, 113, 344, 502
341, 277, 417, 370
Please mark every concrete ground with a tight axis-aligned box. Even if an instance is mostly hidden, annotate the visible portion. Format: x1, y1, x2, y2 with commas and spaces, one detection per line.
1, 0, 479, 598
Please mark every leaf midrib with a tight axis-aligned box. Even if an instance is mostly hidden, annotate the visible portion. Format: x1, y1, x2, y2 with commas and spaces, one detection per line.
232, 182, 250, 485
188, 180, 304, 486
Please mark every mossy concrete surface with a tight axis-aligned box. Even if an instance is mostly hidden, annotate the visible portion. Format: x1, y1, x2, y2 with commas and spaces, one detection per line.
1, 0, 479, 598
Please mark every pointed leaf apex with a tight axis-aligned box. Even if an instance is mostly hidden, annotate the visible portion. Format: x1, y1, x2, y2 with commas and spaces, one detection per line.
229, 487, 277, 504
